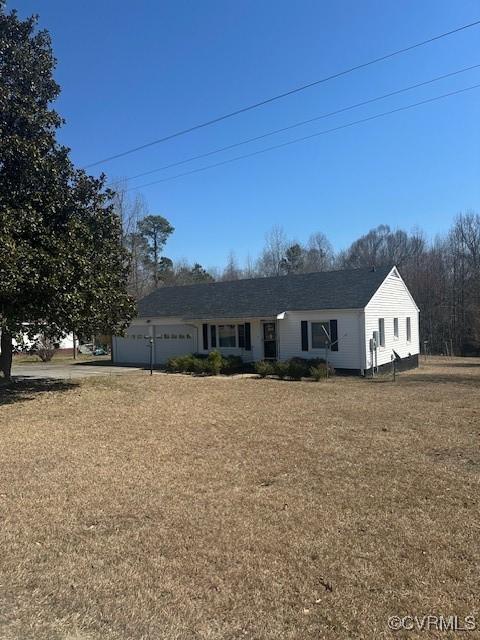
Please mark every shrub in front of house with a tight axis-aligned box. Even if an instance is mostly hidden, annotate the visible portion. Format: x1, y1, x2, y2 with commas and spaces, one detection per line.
221, 354, 244, 374
207, 350, 223, 376
310, 364, 328, 381
274, 361, 289, 380
287, 359, 305, 381
193, 357, 207, 375
288, 356, 326, 377
255, 360, 274, 378
166, 352, 246, 376
166, 354, 197, 373
253, 357, 335, 381
166, 357, 179, 372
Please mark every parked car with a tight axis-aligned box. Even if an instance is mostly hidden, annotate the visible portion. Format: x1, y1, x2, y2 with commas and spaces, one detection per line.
79, 343, 94, 355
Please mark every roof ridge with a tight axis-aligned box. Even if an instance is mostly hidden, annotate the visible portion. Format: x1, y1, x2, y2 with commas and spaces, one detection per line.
140, 264, 393, 299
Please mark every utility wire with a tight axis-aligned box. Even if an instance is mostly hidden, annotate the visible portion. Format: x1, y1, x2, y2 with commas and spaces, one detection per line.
125, 83, 480, 191
125, 64, 480, 182
86, 18, 480, 168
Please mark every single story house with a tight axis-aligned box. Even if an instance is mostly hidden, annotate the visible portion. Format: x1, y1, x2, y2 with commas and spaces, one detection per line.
112, 265, 420, 375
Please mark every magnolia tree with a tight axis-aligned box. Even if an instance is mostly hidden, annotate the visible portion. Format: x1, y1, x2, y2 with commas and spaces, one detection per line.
0, 3, 135, 379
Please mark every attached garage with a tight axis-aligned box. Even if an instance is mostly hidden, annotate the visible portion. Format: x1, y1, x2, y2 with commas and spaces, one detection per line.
113, 323, 196, 365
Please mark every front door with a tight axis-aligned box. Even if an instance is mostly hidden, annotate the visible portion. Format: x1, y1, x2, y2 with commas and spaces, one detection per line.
263, 322, 277, 359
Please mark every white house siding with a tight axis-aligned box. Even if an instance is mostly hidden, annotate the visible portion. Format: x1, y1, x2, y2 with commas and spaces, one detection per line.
364, 269, 420, 369
278, 309, 363, 370
113, 318, 197, 365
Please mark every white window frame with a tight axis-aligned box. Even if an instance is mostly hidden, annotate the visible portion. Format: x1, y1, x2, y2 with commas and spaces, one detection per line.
311, 321, 330, 350
217, 324, 238, 349
378, 318, 385, 348
393, 317, 399, 340
406, 317, 411, 342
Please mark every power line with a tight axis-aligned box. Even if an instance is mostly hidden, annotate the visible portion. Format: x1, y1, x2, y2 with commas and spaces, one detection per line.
85, 18, 480, 169
124, 64, 480, 182
125, 83, 480, 191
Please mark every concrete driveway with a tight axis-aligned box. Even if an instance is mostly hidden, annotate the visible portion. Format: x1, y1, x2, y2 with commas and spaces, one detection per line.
12, 361, 146, 381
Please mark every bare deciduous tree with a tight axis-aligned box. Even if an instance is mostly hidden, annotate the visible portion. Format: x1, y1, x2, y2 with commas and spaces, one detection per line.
256, 226, 289, 276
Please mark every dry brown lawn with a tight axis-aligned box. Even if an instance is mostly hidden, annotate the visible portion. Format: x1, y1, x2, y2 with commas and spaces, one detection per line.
1, 357, 479, 639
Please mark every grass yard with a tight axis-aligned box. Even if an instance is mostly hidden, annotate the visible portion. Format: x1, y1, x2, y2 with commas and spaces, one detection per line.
1, 357, 479, 639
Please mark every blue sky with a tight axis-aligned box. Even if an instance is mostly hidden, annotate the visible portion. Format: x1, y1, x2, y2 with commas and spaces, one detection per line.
13, 0, 480, 269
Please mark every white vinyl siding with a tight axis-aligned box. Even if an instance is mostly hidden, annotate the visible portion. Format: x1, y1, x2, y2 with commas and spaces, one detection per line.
364, 268, 420, 368
278, 309, 363, 370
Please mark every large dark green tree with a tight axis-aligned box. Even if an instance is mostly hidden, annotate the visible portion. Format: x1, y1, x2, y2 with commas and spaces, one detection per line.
0, 3, 135, 379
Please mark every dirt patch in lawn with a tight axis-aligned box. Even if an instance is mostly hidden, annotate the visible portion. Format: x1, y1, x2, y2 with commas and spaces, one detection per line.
1, 356, 479, 639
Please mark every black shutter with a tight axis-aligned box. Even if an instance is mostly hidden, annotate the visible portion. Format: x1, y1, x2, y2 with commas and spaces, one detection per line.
238, 324, 245, 349
330, 320, 338, 351
210, 325, 216, 348
202, 323, 208, 350
301, 321, 309, 351
244, 322, 251, 351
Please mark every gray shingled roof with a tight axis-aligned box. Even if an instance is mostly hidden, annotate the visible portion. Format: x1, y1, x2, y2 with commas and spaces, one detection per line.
137, 266, 392, 319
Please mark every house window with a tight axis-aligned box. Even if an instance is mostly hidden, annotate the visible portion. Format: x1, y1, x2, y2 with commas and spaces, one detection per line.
393, 317, 399, 339
311, 321, 330, 349
406, 317, 411, 342
218, 324, 236, 348
378, 318, 385, 347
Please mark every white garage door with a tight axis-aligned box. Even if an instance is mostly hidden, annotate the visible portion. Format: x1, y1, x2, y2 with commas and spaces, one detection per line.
153, 324, 196, 364
114, 324, 196, 365
114, 325, 152, 364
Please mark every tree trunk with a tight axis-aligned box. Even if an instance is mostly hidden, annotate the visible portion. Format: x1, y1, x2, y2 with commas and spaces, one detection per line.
0, 329, 13, 380
153, 235, 159, 288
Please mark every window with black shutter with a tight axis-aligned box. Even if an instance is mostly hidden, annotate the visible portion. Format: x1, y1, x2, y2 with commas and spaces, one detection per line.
210, 325, 216, 348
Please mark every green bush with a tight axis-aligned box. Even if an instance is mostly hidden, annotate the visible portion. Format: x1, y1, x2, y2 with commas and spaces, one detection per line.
167, 352, 247, 376
287, 359, 305, 381
207, 350, 223, 375
310, 363, 335, 380
166, 354, 197, 373
255, 360, 274, 378
193, 357, 207, 375
221, 354, 244, 374
274, 361, 289, 380
288, 356, 326, 377
310, 364, 327, 381
166, 357, 179, 372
